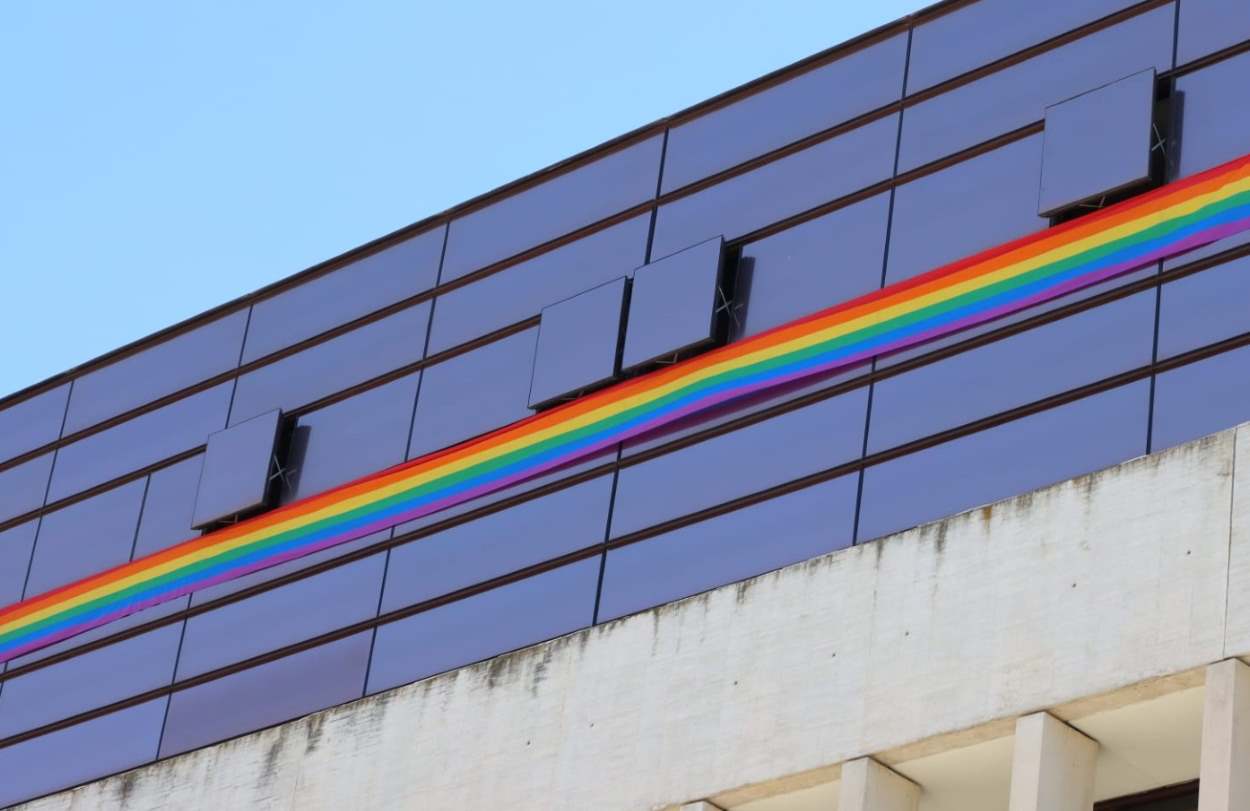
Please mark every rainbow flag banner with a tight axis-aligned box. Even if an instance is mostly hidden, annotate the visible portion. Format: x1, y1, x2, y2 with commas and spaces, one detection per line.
3, 152, 1250, 665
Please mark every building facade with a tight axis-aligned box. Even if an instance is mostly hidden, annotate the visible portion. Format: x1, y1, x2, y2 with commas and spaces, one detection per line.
1, 0, 1249, 807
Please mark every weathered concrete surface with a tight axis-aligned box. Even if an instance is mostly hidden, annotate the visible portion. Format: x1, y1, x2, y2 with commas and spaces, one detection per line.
18, 425, 1250, 811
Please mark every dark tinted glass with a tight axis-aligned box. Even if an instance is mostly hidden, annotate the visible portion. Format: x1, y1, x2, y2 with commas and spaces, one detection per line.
0, 521, 37, 607
868, 292, 1156, 453
191, 409, 280, 528
442, 136, 664, 281
1177, 0, 1250, 65
1170, 51, 1250, 181
229, 304, 429, 425
0, 383, 68, 464
529, 278, 627, 408
0, 453, 53, 524
662, 34, 907, 193
898, 6, 1174, 172
0, 699, 166, 809
599, 476, 856, 622
428, 215, 649, 354
1152, 345, 1250, 451
48, 382, 233, 502
733, 192, 889, 340
381, 476, 613, 612
651, 114, 899, 260
407, 328, 538, 458
906, 0, 1141, 93
1161, 228, 1250, 274
1158, 255, 1250, 359
24, 478, 146, 597
241, 226, 445, 363
63, 310, 248, 434
175, 554, 386, 679
858, 381, 1150, 541
367, 558, 598, 694
621, 237, 723, 371
1038, 69, 1155, 217
611, 389, 868, 538
8, 595, 190, 669
281, 374, 418, 503
131, 454, 204, 559
887, 135, 1046, 285
159, 632, 371, 758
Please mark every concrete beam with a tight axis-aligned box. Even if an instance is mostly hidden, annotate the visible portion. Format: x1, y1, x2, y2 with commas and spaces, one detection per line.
1198, 659, 1250, 811
840, 758, 919, 811
1008, 713, 1097, 811
679, 803, 724, 811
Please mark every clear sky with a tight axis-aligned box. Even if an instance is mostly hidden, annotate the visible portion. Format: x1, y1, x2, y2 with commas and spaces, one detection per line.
0, 0, 923, 397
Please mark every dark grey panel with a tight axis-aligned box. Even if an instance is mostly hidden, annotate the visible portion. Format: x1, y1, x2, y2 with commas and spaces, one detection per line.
428, 215, 650, 354
175, 554, 386, 679
621, 237, 723, 371
906, 0, 1141, 93
868, 292, 1157, 453
1158, 255, 1250, 359
858, 381, 1150, 542
131, 455, 204, 559
611, 389, 868, 538
733, 192, 890, 341
159, 633, 371, 758
1152, 345, 1250, 451
190, 409, 280, 529
0, 521, 37, 607
662, 33, 908, 193
407, 328, 538, 459
651, 114, 899, 260
48, 382, 233, 502
0, 699, 166, 809
24, 478, 146, 598
1038, 69, 1155, 217
1171, 51, 1250, 180
0, 453, 53, 524
598, 477, 856, 622
898, 6, 1174, 172
1177, 0, 1250, 65
229, 303, 429, 424
0, 384, 68, 464
63, 310, 248, 435
381, 476, 613, 613
242, 226, 445, 363
529, 278, 627, 408
367, 558, 598, 694
442, 136, 664, 282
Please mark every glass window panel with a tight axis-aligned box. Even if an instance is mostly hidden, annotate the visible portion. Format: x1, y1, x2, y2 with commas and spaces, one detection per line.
858, 380, 1150, 542
599, 476, 857, 622
63, 310, 248, 435
407, 328, 538, 459
529, 278, 627, 408
366, 558, 598, 695
0, 384, 68, 464
662, 33, 908, 192
1161, 228, 1250, 274
1177, 0, 1250, 65
1152, 345, 1250, 451
907, 0, 1142, 93
0, 453, 53, 524
0, 698, 166, 809
651, 114, 899, 260
191, 409, 281, 529
442, 136, 663, 282
0, 521, 37, 608
131, 455, 204, 559
159, 632, 371, 758
898, 6, 1174, 172
611, 389, 868, 538
868, 292, 1156, 453
242, 226, 445, 364
621, 237, 723, 372
1170, 51, 1250, 181
229, 304, 429, 425
733, 192, 890, 341
428, 215, 649, 355
9, 595, 189, 669
48, 382, 233, 503
1158, 255, 1250, 359
381, 476, 613, 613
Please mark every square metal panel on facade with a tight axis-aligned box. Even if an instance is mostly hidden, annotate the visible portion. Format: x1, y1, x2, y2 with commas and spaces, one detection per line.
621, 236, 725, 373
1038, 68, 1156, 217
528, 277, 628, 409
191, 409, 283, 530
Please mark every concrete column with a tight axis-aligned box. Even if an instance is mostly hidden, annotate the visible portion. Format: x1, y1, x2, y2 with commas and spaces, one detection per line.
1008, 712, 1097, 811
1199, 659, 1250, 811
839, 757, 920, 811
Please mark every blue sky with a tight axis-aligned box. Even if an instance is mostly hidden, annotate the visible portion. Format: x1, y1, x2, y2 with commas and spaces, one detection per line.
0, 1, 922, 397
